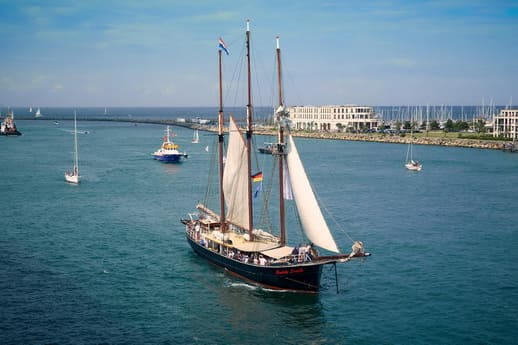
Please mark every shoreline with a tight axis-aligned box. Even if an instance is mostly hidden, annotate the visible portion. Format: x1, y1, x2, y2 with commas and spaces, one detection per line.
278, 131, 506, 150
18, 117, 509, 150
212, 125, 508, 151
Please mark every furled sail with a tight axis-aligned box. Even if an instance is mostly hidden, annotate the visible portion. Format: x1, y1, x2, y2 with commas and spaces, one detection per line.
222, 116, 250, 230
286, 134, 339, 253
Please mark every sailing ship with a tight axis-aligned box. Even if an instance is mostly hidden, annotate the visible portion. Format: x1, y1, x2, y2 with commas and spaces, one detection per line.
0, 108, 22, 136
181, 21, 369, 293
35, 107, 42, 118
152, 126, 188, 162
192, 129, 199, 143
65, 112, 80, 184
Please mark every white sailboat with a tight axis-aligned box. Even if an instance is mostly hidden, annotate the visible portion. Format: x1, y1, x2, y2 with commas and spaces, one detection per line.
35, 107, 42, 118
405, 122, 422, 171
192, 129, 199, 143
65, 112, 80, 184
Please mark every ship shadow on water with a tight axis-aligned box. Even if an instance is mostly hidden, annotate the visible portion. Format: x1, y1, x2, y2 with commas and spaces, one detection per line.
211, 273, 327, 341
160, 163, 182, 174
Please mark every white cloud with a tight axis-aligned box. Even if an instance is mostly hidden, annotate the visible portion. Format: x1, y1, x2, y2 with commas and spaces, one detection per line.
52, 83, 64, 92
388, 57, 417, 68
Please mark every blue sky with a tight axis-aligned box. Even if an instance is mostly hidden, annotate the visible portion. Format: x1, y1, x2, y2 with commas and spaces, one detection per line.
1, 0, 517, 107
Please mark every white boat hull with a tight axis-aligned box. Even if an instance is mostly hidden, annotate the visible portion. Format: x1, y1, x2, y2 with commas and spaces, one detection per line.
405, 162, 422, 171
65, 172, 80, 184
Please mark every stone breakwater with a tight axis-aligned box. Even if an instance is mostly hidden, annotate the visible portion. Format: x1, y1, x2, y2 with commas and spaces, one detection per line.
283, 131, 505, 150
197, 124, 505, 150
215, 125, 503, 150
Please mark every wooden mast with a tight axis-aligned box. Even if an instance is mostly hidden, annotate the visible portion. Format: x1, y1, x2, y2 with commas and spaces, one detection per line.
73, 111, 79, 176
276, 36, 286, 246
218, 47, 226, 232
245, 19, 254, 240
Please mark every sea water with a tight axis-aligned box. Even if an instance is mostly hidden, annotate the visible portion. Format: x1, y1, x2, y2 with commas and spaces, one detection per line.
1, 118, 517, 344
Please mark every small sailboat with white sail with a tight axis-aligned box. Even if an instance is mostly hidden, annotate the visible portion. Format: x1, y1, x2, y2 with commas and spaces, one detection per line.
65, 112, 80, 184
404, 123, 422, 171
181, 21, 369, 293
192, 129, 199, 143
35, 107, 42, 118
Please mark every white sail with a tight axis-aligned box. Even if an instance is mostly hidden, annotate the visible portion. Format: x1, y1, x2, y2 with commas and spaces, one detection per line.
73, 112, 79, 175
222, 116, 250, 230
65, 112, 80, 183
286, 134, 339, 253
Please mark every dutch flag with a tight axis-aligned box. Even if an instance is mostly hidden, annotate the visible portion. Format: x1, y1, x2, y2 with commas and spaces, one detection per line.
218, 37, 229, 55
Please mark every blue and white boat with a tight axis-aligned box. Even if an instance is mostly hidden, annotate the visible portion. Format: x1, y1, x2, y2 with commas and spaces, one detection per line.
152, 126, 188, 162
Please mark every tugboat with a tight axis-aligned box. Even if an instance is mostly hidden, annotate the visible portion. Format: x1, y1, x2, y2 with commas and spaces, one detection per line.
0, 108, 22, 136
152, 126, 188, 162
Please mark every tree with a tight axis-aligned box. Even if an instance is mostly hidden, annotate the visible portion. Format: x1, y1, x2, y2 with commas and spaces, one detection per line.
475, 119, 487, 133
430, 120, 440, 130
444, 119, 454, 132
455, 120, 469, 131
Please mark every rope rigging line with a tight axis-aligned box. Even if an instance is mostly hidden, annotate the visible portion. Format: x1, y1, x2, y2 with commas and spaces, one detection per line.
257, 156, 276, 234
287, 139, 356, 245
203, 133, 220, 208
316, 190, 355, 244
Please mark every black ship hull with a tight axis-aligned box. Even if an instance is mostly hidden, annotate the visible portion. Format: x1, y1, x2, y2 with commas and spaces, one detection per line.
0, 130, 22, 136
186, 234, 325, 293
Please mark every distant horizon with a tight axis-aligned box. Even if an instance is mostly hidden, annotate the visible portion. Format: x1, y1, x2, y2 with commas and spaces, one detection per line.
3, 104, 510, 124
1, 104, 515, 109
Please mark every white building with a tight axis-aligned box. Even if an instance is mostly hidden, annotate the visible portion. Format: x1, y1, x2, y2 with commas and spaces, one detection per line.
493, 108, 518, 140
287, 105, 380, 132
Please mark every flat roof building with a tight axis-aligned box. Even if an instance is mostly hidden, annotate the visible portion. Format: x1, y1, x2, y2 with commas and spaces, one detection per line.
493, 108, 518, 140
288, 105, 380, 132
